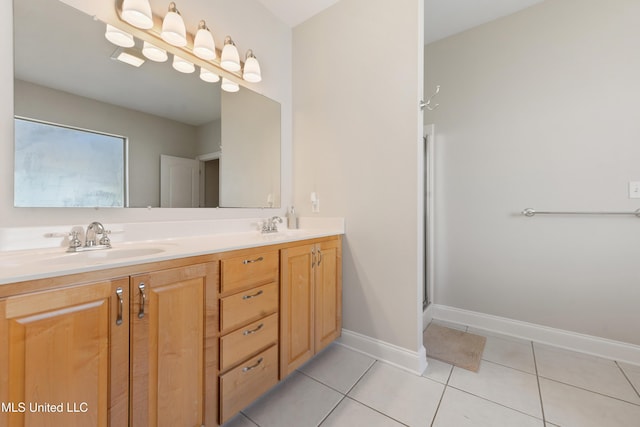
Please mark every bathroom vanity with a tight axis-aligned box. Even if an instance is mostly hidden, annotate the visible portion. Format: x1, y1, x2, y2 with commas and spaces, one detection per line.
0, 227, 342, 426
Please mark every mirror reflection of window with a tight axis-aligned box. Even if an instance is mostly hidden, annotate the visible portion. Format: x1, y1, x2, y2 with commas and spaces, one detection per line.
14, 117, 127, 208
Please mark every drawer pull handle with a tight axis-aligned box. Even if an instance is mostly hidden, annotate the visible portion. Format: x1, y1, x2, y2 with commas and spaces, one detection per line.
116, 287, 124, 326
242, 357, 264, 373
242, 256, 264, 265
243, 323, 264, 336
242, 290, 264, 300
138, 283, 146, 319
318, 248, 323, 266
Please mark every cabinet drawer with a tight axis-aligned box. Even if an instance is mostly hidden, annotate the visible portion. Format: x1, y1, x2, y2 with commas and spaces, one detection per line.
220, 313, 278, 372
220, 282, 278, 333
219, 345, 278, 424
220, 250, 279, 294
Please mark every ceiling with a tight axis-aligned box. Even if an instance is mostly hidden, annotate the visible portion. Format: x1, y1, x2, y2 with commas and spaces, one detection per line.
255, 0, 545, 44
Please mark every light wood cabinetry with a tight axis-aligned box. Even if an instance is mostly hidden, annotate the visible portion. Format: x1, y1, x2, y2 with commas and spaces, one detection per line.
220, 282, 278, 334
0, 278, 129, 427
314, 238, 343, 353
130, 262, 218, 427
0, 259, 218, 427
280, 237, 342, 378
218, 248, 280, 424
219, 345, 278, 421
0, 234, 342, 427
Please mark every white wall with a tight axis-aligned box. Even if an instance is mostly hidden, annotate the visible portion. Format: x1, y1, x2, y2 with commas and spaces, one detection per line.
2, 0, 292, 225
293, 0, 425, 354
196, 120, 221, 156
220, 89, 281, 208
425, 0, 640, 345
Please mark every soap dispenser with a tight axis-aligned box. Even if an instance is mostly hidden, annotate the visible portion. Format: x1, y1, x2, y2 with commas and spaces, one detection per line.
287, 206, 298, 229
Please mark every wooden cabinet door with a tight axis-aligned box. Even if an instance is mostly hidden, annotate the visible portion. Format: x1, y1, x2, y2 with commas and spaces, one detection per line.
315, 239, 342, 353
0, 279, 129, 427
130, 262, 218, 427
279, 244, 315, 377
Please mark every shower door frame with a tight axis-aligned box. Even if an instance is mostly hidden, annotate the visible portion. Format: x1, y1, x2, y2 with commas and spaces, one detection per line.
423, 124, 435, 311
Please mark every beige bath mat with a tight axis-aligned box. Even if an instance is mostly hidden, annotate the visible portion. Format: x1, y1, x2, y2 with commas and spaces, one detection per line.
424, 323, 486, 372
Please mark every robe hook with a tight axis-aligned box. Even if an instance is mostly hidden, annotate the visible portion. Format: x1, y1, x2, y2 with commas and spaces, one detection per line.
420, 85, 440, 111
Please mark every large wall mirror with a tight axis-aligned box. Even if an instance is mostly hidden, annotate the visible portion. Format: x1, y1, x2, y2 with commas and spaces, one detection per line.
13, 0, 281, 209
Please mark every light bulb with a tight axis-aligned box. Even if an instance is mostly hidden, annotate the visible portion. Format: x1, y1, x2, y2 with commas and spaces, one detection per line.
200, 67, 220, 83
243, 50, 262, 83
161, 2, 187, 47
220, 36, 240, 72
172, 55, 195, 73
122, 0, 153, 29
142, 41, 168, 62
193, 21, 216, 60
105, 24, 134, 48
221, 77, 240, 92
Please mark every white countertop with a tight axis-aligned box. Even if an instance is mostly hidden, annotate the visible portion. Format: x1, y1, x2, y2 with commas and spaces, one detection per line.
0, 218, 344, 285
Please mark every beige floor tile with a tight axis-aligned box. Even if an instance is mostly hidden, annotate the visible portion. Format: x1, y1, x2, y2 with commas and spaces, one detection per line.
242, 371, 342, 427
540, 378, 640, 427
433, 387, 543, 427
320, 397, 404, 427
422, 357, 453, 384
449, 360, 542, 418
534, 344, 640, 404
348, 361, 445, 426
618, 361, 640, 396
298, 343, 375, 393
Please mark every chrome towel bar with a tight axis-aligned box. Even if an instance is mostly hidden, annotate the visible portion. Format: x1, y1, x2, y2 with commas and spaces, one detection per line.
522, 208, 640, 218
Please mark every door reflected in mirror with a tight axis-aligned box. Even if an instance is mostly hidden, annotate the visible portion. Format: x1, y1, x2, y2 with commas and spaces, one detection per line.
12, 0, 281, 209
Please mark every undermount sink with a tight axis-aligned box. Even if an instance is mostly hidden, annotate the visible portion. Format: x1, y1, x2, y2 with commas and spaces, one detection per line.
38, 247, 167, 266
260, 229, 311, 240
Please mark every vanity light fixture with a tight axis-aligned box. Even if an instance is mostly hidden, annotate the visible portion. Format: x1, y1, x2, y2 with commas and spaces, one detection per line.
113, 1, 265, 85
200, 67, 220, 83
220, 36, 241, 72
142, 41, 168, 62
161, 2, 187, 47
221, 77, 240, 93
242, 50, 262, 83
193, 21, 216, 60
121, 0, 153, 29
105, 24, 135, 48
172, 55, 195, 73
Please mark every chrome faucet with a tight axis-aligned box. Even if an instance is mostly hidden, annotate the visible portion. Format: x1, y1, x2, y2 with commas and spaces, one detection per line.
85, 221, 105, 247
67, 221, 111, 252
262, 216, 283, 233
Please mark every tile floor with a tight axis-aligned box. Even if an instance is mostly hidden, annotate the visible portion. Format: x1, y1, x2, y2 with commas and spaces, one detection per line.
222, 321, 640, 427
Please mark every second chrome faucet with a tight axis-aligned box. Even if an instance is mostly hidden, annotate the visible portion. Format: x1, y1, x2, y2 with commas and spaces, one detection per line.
261, 216, 283, 234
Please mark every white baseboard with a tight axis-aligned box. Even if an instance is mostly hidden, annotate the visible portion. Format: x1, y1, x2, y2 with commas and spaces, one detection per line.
431, 304, 640, 366
337, 329, 428, 375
